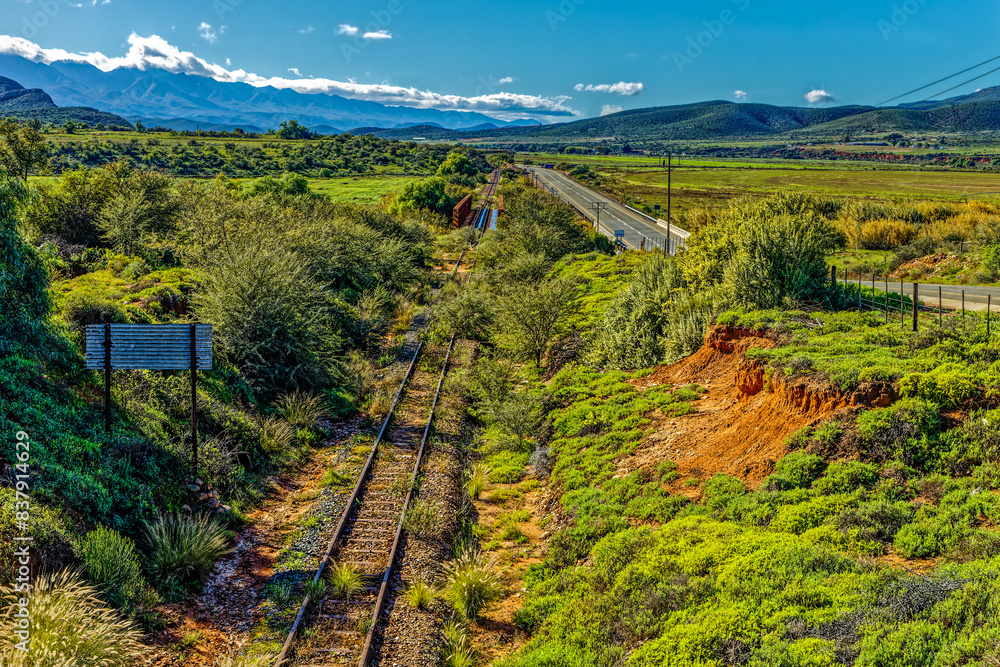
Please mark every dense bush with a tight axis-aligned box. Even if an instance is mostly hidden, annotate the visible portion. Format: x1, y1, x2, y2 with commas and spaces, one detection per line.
79, 525, 159, 615
144, 513, 231, 595
0, 179, 53, 357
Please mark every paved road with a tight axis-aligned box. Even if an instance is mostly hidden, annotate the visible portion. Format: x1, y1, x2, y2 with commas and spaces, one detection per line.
843, 276, 999, 312
524, 166, 689, 252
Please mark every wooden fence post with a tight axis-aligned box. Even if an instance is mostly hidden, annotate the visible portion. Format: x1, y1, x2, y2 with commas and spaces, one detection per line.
913, 283, 919, 332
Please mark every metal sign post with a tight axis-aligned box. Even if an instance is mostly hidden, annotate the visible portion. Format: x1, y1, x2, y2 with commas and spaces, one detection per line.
87, 324, 213, 479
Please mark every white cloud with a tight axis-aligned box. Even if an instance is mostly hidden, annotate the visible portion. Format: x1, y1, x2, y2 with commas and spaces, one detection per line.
337, 24, 359, 36
198, 22, 225, 44
600, 105, 623, 116
573, 81, 643, 96
288, 67, 301, 76
734, 90, 748, 100
298, 26, 315, 35
362, 30, 392, 40
226, 57, 231, 66
0, 33, 579, 118
499, 76, 513, 85
805, 89, 835, 105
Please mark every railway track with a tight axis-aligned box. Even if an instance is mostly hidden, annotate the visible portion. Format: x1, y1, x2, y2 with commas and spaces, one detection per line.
273, 173, 498, 667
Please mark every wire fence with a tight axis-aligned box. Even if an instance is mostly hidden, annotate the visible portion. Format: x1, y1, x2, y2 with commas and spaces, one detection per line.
836, 267, 997, 335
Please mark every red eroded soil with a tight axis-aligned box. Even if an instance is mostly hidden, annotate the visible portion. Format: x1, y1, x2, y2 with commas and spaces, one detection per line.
622, 326, 896, 493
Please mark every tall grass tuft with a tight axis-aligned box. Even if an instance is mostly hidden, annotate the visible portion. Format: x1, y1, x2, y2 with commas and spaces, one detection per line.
0, 568, 144, 666
466, 463, 490, 501
79, 525, 159, 616
213, 650, 278, 667
444, 546, 502, 620
276, 390, 328, 431
404, 579, 437, 610
145, 513, 231, 593
326, 562, 364, 601
440, 618, 476, 667
403, 498, 443, 538
258, 415, 295, 457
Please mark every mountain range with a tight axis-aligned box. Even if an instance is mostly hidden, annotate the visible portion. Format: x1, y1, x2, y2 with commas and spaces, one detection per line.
0, 74, 131, 128
361, 88, 1000, 143
0, 54, 539, 133
5, 50, 1000, 141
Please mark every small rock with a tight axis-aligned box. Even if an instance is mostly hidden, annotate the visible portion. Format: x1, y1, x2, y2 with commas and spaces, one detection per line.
187, 484, 201, 493
195, 478, 204, 487
208, 498, 221, 509
198, 493, 211, 502
540, 531, 550, 539
222, 505, 232, 512
180, 504, 192, 513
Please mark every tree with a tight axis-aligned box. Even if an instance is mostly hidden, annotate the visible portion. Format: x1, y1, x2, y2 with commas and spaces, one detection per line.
388, 177, 456, 217
496, 276, 577, 366
0, 179, 51, 356
25, 161, 180, 248
0, 119, 47, 181
276, 120, 313, 140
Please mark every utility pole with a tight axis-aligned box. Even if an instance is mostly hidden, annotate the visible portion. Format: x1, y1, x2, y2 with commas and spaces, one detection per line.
666, 153, 673, 255
591, 202, 607, 235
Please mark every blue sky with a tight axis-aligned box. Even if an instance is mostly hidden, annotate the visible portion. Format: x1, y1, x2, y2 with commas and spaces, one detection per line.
1, 0, 999, 122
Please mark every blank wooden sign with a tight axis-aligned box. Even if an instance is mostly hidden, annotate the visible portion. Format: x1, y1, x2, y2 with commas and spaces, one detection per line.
85, 324, 212, 370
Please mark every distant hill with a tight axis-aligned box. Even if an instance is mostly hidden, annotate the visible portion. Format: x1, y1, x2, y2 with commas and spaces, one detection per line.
368, 98, 1000, 143
0, 75, 132, 128
0, 54, 538, 133
788, 101, 1000, 136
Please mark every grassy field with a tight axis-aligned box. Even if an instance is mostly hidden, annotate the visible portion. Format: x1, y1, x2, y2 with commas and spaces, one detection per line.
306, 175, 419, 204
526, 152, 1000, 214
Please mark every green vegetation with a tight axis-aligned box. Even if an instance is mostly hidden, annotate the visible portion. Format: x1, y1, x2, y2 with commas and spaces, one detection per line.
144, 513, 231, 596
79, 525, 159, 616
326, 562, 364, 601
404, 579, 437, 610
0, 569, 144, 666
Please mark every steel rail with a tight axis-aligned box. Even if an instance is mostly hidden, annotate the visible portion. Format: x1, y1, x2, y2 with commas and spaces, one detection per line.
273, 172, 497, 667
356, 332, 457, 665
272, 340, 424, 666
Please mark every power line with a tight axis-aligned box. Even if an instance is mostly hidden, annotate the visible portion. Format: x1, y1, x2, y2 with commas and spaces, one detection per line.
875, 54, 1000, 106
920, 64, 1000, 103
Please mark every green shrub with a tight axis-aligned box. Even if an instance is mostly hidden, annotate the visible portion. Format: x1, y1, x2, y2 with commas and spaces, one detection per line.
814, 461, 880, 495
441, 618, 476, 667
0, 488, 73, 583
856, 398, 941, 469
144, 513, 231, 594
60, 290, 129, 337
767, 450, 826, 490
0, 569, 144, 666
79, 525, 159, 615
855, 620, 943, 667
837, 501, 913, 543
701, 474, 747, 512
900, 364, 979, 408
403, 498, 443, 538
258, 415, 295, 457
0, 179, 54, 358
466, 462, 490, 500
444, 548, 502, 620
